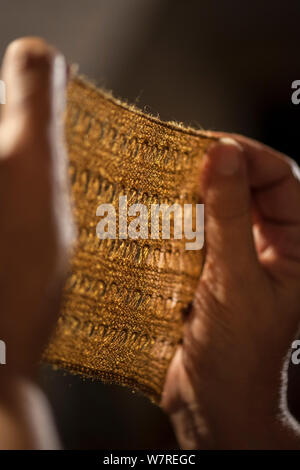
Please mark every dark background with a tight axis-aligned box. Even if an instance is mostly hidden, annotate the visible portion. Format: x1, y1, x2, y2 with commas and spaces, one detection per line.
0, 0, 299, 448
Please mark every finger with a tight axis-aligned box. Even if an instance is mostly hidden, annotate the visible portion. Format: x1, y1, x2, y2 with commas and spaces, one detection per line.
206, 132, 300, 224
201, 137, 258, 277
0, 37, 74, 260
0, 37, 65, 155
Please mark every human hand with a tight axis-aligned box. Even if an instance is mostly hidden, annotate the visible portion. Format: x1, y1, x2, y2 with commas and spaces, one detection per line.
162, 135, 300, 449
0, 37, 74, 380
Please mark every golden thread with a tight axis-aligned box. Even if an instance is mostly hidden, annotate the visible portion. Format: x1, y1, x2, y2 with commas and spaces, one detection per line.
43, 77, 216, 403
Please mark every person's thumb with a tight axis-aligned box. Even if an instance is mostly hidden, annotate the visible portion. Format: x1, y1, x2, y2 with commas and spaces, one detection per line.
0, 37, 66, 154
0, 37, 73, 268
201, 137, 258, 280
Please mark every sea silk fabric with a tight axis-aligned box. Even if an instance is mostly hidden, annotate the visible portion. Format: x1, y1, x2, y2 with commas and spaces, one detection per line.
43, 77, 215, 403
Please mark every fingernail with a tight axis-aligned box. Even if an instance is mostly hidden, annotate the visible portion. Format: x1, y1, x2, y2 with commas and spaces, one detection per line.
206, 137, 243, 176
3, 39, 63, 101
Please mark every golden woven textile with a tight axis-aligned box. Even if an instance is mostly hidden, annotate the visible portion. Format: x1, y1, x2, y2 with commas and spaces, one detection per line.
44, 78, 215, 403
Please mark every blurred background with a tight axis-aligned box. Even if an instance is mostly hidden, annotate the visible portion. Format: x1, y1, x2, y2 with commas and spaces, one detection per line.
0, 0, 300, 449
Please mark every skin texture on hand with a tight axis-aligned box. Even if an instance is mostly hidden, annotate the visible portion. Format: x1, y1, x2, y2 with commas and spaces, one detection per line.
0, 38, 74, 378
162, 136, 300, 449
0, 37, 73, 448
0, 36, 300, 450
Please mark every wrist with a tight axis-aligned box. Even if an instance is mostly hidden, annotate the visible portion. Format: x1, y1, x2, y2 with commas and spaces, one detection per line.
167, 369, 300, 449
172, 395, 300, 450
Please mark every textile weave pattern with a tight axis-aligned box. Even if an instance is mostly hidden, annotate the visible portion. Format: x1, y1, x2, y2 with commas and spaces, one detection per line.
43, 77, 215, 403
